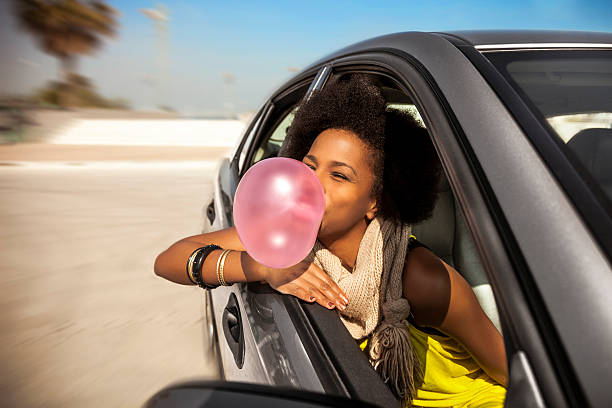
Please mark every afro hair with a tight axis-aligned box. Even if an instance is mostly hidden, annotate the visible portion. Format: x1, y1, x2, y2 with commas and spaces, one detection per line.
281, 73, 441, 224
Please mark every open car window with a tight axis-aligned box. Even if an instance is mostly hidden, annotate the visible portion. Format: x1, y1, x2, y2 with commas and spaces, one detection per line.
388, 101, 502, 332
246, 77, 504, 333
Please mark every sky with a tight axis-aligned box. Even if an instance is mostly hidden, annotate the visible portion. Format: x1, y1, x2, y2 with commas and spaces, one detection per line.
1, 0, 611, 115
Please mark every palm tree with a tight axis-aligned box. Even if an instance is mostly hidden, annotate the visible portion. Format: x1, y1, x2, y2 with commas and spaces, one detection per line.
13, 0, 118, 83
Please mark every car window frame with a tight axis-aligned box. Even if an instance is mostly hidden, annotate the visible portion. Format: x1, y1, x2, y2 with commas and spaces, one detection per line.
236, 107, 265, 172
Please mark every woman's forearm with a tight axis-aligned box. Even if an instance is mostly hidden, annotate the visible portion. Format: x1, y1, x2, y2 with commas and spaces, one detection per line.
154, 238, 267, 286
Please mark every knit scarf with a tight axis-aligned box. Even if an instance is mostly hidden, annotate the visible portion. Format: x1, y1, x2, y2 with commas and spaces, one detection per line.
311, 216, 422, 404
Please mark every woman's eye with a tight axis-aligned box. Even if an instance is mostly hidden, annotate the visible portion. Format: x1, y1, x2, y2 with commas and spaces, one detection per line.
332, 172, 348, 180
305, 164, 316, 170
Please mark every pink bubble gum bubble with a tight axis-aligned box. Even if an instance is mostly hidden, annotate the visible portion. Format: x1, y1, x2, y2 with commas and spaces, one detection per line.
233, 157, 325, 269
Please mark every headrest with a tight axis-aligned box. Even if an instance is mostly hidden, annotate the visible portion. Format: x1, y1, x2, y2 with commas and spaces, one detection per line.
567, 128, 612, 183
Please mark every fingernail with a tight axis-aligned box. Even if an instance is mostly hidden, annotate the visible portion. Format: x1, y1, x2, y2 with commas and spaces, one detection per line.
328, 302, 335, 309
309, 296, 315, 302
342, 295, 349, 303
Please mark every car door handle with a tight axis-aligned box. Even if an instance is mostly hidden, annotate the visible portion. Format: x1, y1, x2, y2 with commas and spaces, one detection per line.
222, 293, 245, 368
206, 200, 215, 225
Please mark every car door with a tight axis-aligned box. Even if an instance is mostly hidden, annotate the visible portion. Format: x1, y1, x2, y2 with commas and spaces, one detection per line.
351, 34, 611, 407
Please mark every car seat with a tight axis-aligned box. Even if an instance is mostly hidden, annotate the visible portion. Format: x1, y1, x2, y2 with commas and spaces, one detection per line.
567, 128, 612, 200
412, 174, 502, 332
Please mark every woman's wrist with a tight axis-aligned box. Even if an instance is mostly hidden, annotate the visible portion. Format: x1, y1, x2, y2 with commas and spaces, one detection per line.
240, 251, 269, 282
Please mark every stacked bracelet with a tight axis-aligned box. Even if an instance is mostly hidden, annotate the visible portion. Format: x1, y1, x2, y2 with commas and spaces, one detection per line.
220, 249, 231, 286
186, 250, 198, 284
216, 249, 232, 286
187, 245, 221, 289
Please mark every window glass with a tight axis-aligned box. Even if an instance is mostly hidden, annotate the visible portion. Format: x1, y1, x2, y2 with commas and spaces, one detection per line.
485, 50, 612, 203
251, 108, 296, 165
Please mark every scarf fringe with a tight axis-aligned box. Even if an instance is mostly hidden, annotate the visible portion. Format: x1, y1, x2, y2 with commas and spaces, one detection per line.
370, 319, 423, 405
313, 217, 421, 404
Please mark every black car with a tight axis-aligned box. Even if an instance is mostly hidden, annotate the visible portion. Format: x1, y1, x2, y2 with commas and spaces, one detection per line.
149, 30, 612, 408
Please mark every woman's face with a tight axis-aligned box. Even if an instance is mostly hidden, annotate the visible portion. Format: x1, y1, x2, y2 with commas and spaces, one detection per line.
302, 128, 378, 240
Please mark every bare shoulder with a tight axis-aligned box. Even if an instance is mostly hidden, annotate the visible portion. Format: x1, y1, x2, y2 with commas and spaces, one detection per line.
402, 246, 451, 327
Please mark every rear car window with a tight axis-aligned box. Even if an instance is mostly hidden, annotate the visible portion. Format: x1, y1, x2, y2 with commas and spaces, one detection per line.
251, 108, 296, 165
484, 50, 612, 204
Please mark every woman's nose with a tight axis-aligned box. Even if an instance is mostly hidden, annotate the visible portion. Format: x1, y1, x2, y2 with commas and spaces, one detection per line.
313, 169, 326, 194
314, 171, 330, 210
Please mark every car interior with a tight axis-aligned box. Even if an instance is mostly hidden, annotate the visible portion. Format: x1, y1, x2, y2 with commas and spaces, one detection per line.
567, 128, 612, 199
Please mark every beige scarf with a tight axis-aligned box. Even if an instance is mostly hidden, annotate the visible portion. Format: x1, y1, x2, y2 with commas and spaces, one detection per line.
311, 216, 422, 403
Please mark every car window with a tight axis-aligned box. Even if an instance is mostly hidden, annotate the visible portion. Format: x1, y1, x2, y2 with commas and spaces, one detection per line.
250, 107, 297, 166
386, 101, 502, 332
484, 50, 612, 203
238, 112, 264, 172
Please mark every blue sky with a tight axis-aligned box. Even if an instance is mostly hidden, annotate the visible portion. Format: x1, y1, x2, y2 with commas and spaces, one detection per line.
1, 0, 611, 114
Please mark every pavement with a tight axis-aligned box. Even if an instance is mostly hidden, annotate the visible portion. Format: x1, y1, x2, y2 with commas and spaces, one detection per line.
0, 143, 226, 407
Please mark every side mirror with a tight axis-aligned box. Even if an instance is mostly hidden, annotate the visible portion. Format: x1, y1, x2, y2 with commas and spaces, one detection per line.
145, 380, 382, 408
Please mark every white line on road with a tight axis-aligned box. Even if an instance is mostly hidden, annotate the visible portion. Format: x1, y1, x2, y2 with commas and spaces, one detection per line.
0, 160, 222, 170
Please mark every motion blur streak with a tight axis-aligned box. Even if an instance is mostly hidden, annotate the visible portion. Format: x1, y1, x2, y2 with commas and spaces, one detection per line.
0, 160, 220, 407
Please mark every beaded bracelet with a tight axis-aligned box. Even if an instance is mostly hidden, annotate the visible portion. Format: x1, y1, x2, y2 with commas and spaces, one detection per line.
188, 245, 221, 289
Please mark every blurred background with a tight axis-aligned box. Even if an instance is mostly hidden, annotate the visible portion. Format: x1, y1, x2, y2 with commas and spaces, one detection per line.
0, 1, 610, 407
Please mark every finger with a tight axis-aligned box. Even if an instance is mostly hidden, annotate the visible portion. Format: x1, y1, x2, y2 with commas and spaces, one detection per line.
290, 278, 337, 309
310, 264, 349, 304
302, 284, 337, 309
278, 282, 327, 306
274, 265, 337, 309
307, 265, 349, 305
302, 274, 346, 310
277, 282, 308, 300
292, 286, 317, 303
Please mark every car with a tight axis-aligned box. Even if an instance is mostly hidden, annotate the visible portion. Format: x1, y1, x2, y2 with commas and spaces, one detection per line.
150, 30, 612, 407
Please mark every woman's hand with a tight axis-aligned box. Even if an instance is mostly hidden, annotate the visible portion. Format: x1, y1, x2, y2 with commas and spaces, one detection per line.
263, 257, 349, 310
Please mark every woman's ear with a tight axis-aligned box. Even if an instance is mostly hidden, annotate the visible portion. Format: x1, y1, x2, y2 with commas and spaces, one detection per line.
366, 200, 378, 221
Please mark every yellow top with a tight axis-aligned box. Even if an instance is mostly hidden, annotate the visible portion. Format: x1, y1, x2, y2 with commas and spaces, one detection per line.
360, 325, 506, 408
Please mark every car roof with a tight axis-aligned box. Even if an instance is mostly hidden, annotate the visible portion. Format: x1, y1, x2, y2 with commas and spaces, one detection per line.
438, 29, 612, 47
302, 30, 612, 71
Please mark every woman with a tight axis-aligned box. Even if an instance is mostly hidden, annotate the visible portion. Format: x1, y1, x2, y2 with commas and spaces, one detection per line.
154, 74, 507, 407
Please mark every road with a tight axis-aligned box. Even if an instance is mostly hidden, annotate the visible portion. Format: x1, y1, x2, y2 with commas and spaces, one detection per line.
0, 161, 222, 408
